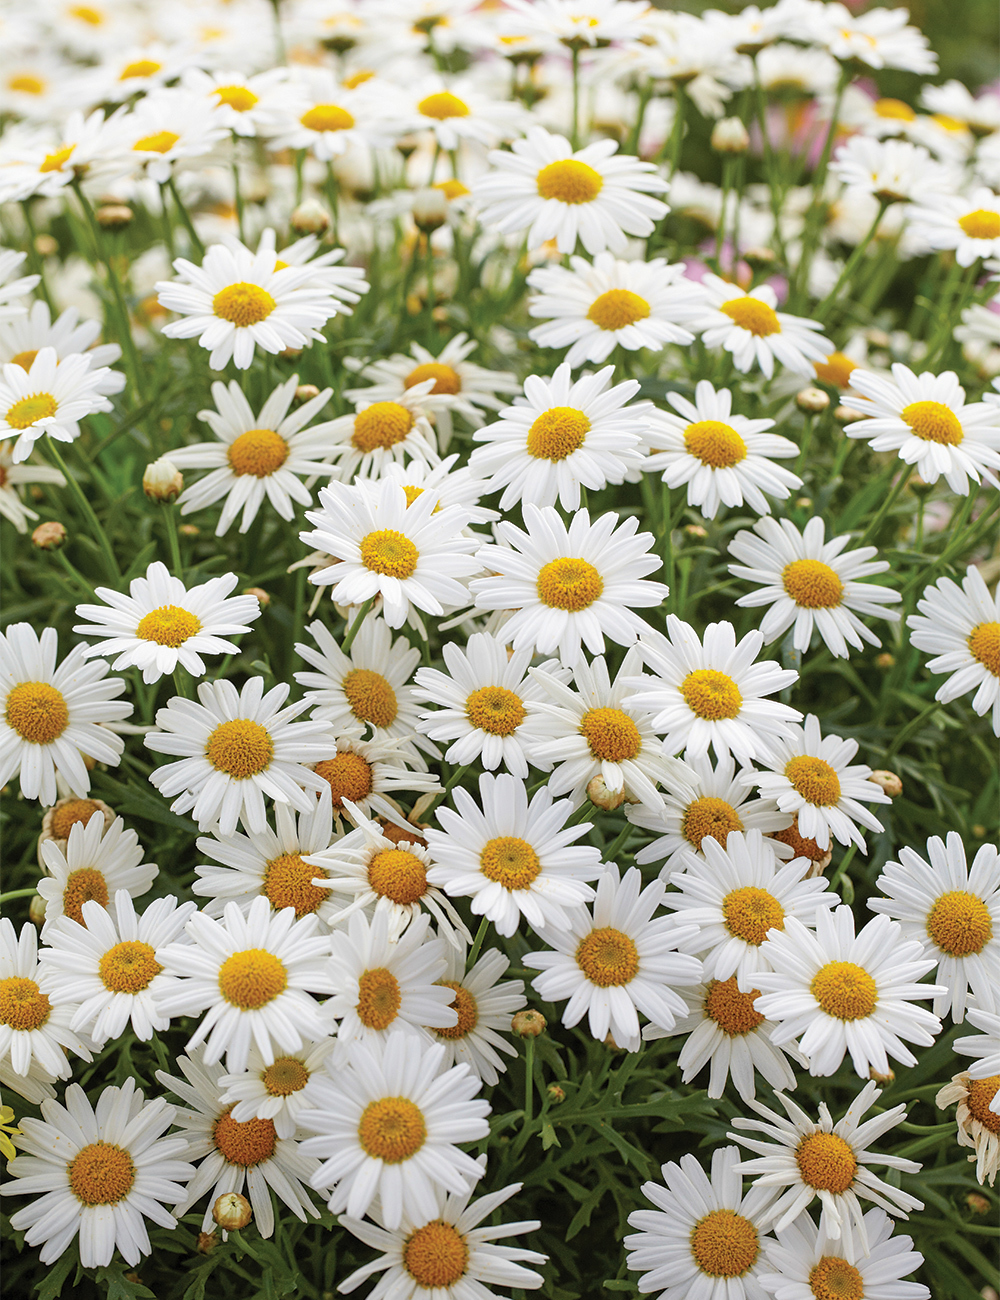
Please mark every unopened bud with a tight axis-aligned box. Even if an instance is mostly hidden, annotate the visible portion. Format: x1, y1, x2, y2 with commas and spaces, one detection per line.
546, 1083, 566, 1104
280, 347, 303, 359
290, 199, 331, 235
95, 203, 132, 229
982, 1288, 1000, 1300
875, 652, 895, 669
179, 523, 200, 537
512, 1009, 546, 1039
796, 386, 830, 413
909, 476, 935, 497
29, 894, 46, 928
412, 187, 449, 232
743, 245, 777, 268
604, 1031, 626, 1052
143, 457, 183, 502
973, 823, 987, 838
865, 328, 891, 349
834, 404, 857, 424
711, 116, 750, 153
966, 1192, 990, 1215
34, 234, 58, 256
586, 774, 625, 811
243, 586, 269, 607
213, 1192, 252, 1231
684, 524, 708, 539
868, 1066, 895, 1085
295, 384, 321, 403
32, 521, 66, 550
869, 769, 902, 798
196, 1231, 218, 1254
794, 497, 812, 510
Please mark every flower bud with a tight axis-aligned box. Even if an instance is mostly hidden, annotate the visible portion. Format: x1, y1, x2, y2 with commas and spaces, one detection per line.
512, 1009, 546, 1039
833, 404, 857, 424
796, 386, 830, 414
29, 894, 46, 929
875, 653, 895, 670
179, 524, 200, 537
546, 1083, 566, 1105
34, 234, 58, 257
213, 1192, 252, 1231
31, 521, 66, 550
295, 384, 321, 403
96, 203, 133, 230
973, 823, 987, 838
684, 524, 708, 539
868, 770, 902, 798
290, 198, 331, 235
794, 497, 812, 511
143, 457, 183, 502
280, 347, 303, 359
412, 187, 449, 232
966, 1192, 990, 1215
869, 1066, 895, 1085
243, 586, 270, 607
909, 476, 935, 498
711, 117, 750, 154
586, 774, 625, 811
743, 246, 777, 269
197, 1231, 219, 1254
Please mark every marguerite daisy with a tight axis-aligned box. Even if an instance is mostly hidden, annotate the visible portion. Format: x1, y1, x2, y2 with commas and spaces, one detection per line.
0, 917, 91, 1085
218, 1039, 334, 1140
117, 87, 229, 184
684, 276, 831, 379
402, 74, 528, 149
954, 996, 1000, 1094
180, 66, 288, 137
908, 187, 1000, 266
37, 813, 158, 929
0, 439, 65, 533
426, 939, 526, 1086
0, 300, 124, 397
0, 346, 115, 463
0, 249, 39, 323
313, 382, 441, 484
311, 736, 441, 821
936, 1070, 1000, 1186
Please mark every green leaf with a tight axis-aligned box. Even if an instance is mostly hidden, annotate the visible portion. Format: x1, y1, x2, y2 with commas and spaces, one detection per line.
540, 1121, 561, 1150
33, 1253, 76, 1300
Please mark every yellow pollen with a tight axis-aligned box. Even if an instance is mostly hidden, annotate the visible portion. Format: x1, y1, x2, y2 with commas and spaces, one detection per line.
68, 5, 103, 24
586, 289, 651, 331
796, 1131, 857, 1193
580, 706, 642, 762
404, 1220, 469, 1287
273, 260, 289, 271
10, 349, 39, 371
873, 97, 915, 121
62, 868, 108, 925
926, 890, 993, 956
368, 848, 427, 905
466, 685, 526, 735
50, 799, 102, 840
785, 755, 842, 806
119, 59, 162, 79
9, 75, 46, 95
343, 668, 398, 728
811, 961, 878, 1020
6, 393, 57, 429
683, 419, 747, 468
0, 977, 52, 1031
263, 852, 328, 918
681, 669, 742, 720
218, 948, 287, 1009
433, 179, 469, 199
356, 967, 402, 1030
98, 941, 162, 993
213, 1107, 278, 1166
5, 681, 69, 744
526, 406, 590, 461
136, 604, 201, 647
536, 556, 604, 611
262, 1057, 310, 1096
704, 977, 765, 1036
576, 926, 639, 987
404, 361, 462, 394
690, 1209, 759, 1278
352, 402, 415, 452
770, 815, 828, 863
214, 84, 258, 111
133, 130, 180, 154
968, 622, 1000, 676
536, 158, 604, 204
359, 528, 419, 579
402, 484, 425, 507
967, 1076, 1000, 1134
958, 209, 1000, 241
720, 297, 780, 336
227, 428, 289, 477
683, 797, 744, 850
68, 1142, 135, 1206
39, 144, 75, 173
205, 719, 274, 779
315, 752, 373, 807
809, 1256, 864, 1300
418, 92, 470, 120
358, 1096, 427, 1162
782, 559, 844, 609
435, 981, 478, 1039
301, 103, 355, 132
900, 400, 963, 445
814, 352, 858, 388
479, 836, 541, 891
722, 886, 785, 946
212, 282, 276, 327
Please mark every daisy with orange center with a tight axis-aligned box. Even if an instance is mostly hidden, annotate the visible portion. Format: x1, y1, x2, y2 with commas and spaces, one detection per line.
684, 274, 831, 379
427, 939, 526, 1087
218, 1039, 333, 1140
37, 812, 158, 932
954, 999, 1000, 1124
309, 735, 440, 825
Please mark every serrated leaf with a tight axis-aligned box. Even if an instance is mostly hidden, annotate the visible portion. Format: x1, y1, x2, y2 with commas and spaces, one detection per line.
540, 1121, 561, 1149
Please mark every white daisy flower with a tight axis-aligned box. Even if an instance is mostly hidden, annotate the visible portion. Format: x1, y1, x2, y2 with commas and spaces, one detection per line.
954, 997, 1000, 1096
218, 1038, 334, 1140
245, 228, 369, 307
469, 361, 647, 512
908, 187, 1000, 266
180, 66, 288, 137
642, 380, 801, 521
73, 561, 260, 684
870, 834, 1000, 1023
156, 895, 335, 1074
525, 865, 703, 1052
301, 478, 482, 630
145, 676, 335, 837
683, 275, 831, 379
624, 1145, 775, 1300
754, 906, 944, 1079
0, 346, 115, 464
841, 363, 1000, 495
472, 125, 670, 256
729, 1080, 924, 1249
168, 376, 344, 536
471, 505, 667, 667
313, 382, 441, 485
0, 249, 39, 323
0, 439, 65, 533
623, 617, 801, 766
378, 455, 500, 527
751, 714, 890, 853
0, 918, 91, 1084
937, 1070, 1000, 1186
424, 772, 604, 937
662, 829, 838, 992
526, 253, 697, 368
299, 1033, 491, 1229
426, 939, 525, 1086
811, 3, 936, 73
830, 135, 947, 204
0, 300, 125, 397
0, 1078, 194, 1268
38, 813, 158, 930
403, 74, 528, 149
907, 564, 1000, 735
117, 87, 229, 184
156, 1047, 321, 1238
37, 890, 195, 1046
0, 1054, 59, 1107
267, 73, 394, 160
0, 109, 127, 205
502, 0, 651, 48
310, 735, 442, 822
728, 516, 901, 659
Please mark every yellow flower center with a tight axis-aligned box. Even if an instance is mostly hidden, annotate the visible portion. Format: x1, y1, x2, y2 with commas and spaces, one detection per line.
782, 559, 845, 609
5, 681, 69, 743
136, 604, 202, 647
0, 976, 52, 1031
958, 209, 1000, 241
967, 1076, 1000, 1134
770, 815, 828, 863
262, 1057, 310, 1095
62, 868, 108, 925
796, 1131, 857, 1193
133, 130, 180, 154
811, 961, 878, 1020
343, 668, 398, 728
343, 71, 373, 89
465, 686, 526, 735
353, 401, 415, 452
356, 967, 402, 1030
704, 977, 765, 1036
579, 706, 642, 762
367, 848, 428, 905
932, 112, 967, 132
402, 484, 425, 507
680, 669, 742, 720
214, 84, 259, 112
575, 926, 639, 987
926, 890, 993, 956
98, 941, 162, 993
536, 557, 604, 610
526, 406, 590, 461
536, 159, 604, 204
873, 97, 915, 121
722, 886, 785, 946
683, 797, 744, 850
218, 948, 288, 1009
683, 420, 748, 467
809, 1256, 865, 1300
315, 752, 373, 808
404, 361, 462, 394
205, 719, 274, 779
358, 1096, 427, 1162
300, 103, 355, 132
784, 755, 842, 806
689, 1208, 759, 1278
968, 622, 1000, 676
435, 981, 478, 1039
263, 851, 329, 918
227, 428, 289, 477
479, 836, 541, 891
9, 75, 46, 95
213, 1107, 278, 1166
50, 798, 102, 840
359, 528, 419, 579
68, 1142, 136, 1206
814, 352, 858, 388
5, 393, 57, 429
10, 349, 38, 371
39, 144, 75, 173
404, 1220, 469, 1288
68, 5, 103, 24
120, 59, 162, 79
434, 178, 469, 199
586, 289, 651, 331
212, 282, 276, 327
720, 297, 781, 336
418, 92, 470, 120
900, 400, 963, 445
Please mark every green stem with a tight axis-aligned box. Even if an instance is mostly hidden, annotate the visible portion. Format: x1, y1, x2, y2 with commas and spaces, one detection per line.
0, 888, 38, 906
161, 502, 183, 573
627, 81, 652, 156
884, 698, 944, 764
603, 819, 633, 864
423, 764, 471, 819
751, 57, 788, 263
856, 465, 914, 549
828, 843, 857, 893
19, 201, 55, 311
523, 1035, 536, 1130
814, 199, 890, 319
172, 666, 194, 699
341, 596, 374, 653
795, 414, 815, 478
791, 65, 849, 307
466, 915, 490, 970
45, 437, 120, 581
667, 83, 686, 178
53, 546, 97, 597
232, 154, 246, 244
167, 175, 205, 257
